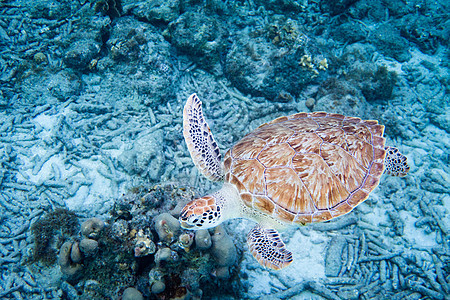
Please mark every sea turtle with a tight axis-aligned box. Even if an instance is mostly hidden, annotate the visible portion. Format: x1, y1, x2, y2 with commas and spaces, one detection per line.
180, 93, 409, 270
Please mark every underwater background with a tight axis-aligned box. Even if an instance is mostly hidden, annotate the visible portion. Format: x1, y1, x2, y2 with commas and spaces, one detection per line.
0, 0, 449, 299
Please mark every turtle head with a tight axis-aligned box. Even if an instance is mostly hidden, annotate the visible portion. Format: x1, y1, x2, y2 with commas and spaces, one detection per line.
179, 195, 222, 230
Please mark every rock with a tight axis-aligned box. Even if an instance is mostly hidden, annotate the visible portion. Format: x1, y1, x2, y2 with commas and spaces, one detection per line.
371, 24, 411, 62
134, 229, 156, 257
60, 281, 79, 300
253, 0, 304, 13
320, 0, 359, 15
164, 11, 228, 70
81, 218, 105, 239
93, 0, 122, 18
47, 70, 82, 101
131, 0, 180, 23
103, 17, 176, 105
325, 236, 346, 277
154, 247, 173, 266
178, 232, 194, 252
225, 25, 318, 99
63, 39, 101, 69
379, 0, 413, 17
151, 280, 166, 294
360, 65, 398, 102
399, 14, 439, 54
421, 168, 450, 193
149, 268, 165, 293
111, 219, 129, 241
33, 52, 48, 65
330, 22, 367, 44
314, 76, 371, 117
118, 130, 165, 180
337, 288, 359, 300
122, 287, 144, 300
195, 229, 212, 250
58, 242, 82, 277
79, 238, 99, 257
70, 242, 82, 263
211, 225, 237, 267
107, 17, 151, 62
154, 213, 180, 243
83, 280, 103, 299
305, 98, 315, 110
214, 266, 230, 279
430, 111, 450, 133
30, 0, 74, 19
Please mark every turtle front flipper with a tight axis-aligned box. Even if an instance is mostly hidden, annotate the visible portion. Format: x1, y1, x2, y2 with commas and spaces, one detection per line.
247, 225, 293, 270
384, 146, 410, 177
183, 93, 224, 182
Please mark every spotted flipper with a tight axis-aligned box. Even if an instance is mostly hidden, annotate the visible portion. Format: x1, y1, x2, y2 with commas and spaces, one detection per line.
247, 225, 293, 270
384, 146, 410, 177
183, 93, 224, 181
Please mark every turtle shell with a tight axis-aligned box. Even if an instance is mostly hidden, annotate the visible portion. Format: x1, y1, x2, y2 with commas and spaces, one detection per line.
222, 112, 386, 224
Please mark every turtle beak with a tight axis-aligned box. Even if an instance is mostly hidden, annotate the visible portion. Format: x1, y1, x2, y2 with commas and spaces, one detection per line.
180, 220, 194, 229
179, 207, 196, 229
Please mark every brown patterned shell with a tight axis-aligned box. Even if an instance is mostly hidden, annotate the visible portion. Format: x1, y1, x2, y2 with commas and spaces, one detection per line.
223, 112, 386, 224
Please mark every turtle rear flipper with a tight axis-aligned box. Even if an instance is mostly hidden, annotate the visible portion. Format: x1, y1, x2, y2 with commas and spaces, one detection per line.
384, 146, 410, 177
247, 225, 293, 270
183, 93, 224, 181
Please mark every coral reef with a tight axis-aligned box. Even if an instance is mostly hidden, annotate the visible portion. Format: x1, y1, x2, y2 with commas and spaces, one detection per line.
70, 241, 82, 263
320, 0, 358, 15
359, 65, 398, 102
210, 226, 237, 279
154, 247, 174, 267
118, 130, 165, 181
324, 236, 346, 277
29, 184, 241, 299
